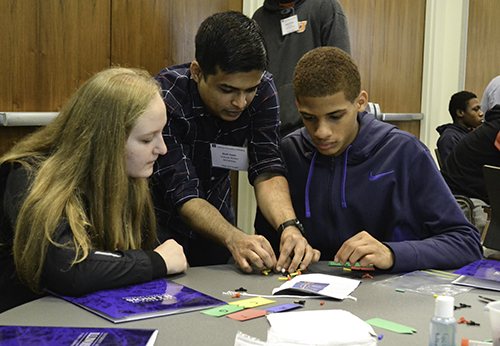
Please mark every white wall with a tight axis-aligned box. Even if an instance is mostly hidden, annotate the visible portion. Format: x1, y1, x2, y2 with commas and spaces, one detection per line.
237, 0, 470, 234
242, 0, 262, 16
238, 1, 265, 234
421, 0, 469, 156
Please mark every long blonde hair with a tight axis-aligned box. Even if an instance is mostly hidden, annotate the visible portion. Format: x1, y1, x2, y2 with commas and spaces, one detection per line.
1, 67, 161, 292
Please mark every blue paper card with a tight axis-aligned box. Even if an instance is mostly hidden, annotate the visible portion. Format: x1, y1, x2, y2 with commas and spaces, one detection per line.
264, 303, 303, 313
292, 281, 329, 293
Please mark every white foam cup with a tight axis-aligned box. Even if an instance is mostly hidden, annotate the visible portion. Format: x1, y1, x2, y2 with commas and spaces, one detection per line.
488, 301, 500, 346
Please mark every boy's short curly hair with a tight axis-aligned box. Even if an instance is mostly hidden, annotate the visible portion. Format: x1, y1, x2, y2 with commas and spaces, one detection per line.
448, 91, 478, 121
293, 47, 360, 103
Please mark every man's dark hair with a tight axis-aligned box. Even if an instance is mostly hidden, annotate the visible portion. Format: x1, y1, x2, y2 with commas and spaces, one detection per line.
449, 91, 477, 121
195, 11, 268, 76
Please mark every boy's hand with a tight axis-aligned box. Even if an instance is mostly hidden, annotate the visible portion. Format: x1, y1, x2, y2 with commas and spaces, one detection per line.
334, 230, 394, 269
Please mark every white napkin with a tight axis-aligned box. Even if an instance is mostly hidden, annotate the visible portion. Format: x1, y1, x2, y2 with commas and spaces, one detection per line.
234, 309, 377, 346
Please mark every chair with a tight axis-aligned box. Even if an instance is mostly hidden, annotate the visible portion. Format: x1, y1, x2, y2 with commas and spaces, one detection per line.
454, 194, 475, 225
434, 149, 443, 170
481, 165, 500, 251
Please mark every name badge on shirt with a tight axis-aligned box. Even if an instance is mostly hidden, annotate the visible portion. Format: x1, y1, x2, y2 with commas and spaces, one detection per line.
210, 144, 248, 171
281, 15, 299, 36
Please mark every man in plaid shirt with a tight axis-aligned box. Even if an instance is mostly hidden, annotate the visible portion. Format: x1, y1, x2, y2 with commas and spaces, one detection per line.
151, 11, 320, 273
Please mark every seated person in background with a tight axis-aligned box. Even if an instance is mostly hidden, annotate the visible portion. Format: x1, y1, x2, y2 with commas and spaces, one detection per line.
441, 104, 500, 205
436, 91, 483, 163
0, 67, 187, 313
481, 75, 500, 115
255, 47, 483, 272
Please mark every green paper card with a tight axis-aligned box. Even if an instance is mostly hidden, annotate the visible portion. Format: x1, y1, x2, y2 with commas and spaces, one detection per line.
201, 304, 244, 317
329, 261, 353, 267
365, 318, 417, 334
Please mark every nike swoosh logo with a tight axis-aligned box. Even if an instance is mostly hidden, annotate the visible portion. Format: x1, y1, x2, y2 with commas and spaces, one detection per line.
369, 170, 395, 181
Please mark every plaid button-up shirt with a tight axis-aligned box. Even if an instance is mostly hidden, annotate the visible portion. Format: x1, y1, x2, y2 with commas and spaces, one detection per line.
151, 63, 286, 262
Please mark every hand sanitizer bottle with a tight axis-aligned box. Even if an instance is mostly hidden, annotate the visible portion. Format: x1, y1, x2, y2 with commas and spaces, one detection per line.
429, 295, 457, 346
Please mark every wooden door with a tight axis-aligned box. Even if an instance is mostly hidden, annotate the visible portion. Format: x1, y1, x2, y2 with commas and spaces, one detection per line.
339, 0, 426, 138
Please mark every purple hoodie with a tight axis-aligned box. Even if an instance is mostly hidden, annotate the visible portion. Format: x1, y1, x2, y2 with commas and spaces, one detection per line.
255, 112, 483, 272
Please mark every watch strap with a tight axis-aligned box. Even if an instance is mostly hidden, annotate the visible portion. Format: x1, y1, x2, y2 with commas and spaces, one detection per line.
277, 219, 306, 237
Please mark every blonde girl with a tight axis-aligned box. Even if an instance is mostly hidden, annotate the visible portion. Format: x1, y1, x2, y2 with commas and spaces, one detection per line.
0, 67, 187, 313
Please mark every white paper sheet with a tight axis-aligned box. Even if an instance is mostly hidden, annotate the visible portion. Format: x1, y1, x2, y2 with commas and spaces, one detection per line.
272, 274, 361, 300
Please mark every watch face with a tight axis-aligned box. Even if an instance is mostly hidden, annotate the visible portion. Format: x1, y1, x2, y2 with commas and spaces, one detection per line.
292, 220, 305, 235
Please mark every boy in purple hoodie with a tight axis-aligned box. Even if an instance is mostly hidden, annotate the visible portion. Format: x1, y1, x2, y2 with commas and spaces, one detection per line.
255, 47, 483, 272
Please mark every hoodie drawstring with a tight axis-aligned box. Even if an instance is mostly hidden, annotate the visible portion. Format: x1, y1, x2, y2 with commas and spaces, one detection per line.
341, 145, 351, 208
305, 146, 350, 218
305, 151, 317, 218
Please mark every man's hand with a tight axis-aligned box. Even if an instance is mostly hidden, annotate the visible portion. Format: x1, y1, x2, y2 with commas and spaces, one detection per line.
154, 239, 188, 275
334, 230, 394, 269
277, 226, 321, 273
253, 173, 320, 273
178, 198, 278, 273
225, 231, 277, 273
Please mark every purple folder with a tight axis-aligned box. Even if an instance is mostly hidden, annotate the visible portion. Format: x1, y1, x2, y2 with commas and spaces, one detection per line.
0, 326, 158, 346
53, 278, 225, 323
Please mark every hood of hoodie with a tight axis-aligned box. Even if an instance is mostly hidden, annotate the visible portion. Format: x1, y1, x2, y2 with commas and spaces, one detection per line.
436, 123, 470, 135
263, 0, 307, 12
300, 111, 397, 164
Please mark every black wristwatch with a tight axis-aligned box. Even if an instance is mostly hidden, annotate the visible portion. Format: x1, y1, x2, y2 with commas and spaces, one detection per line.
277, 219, 306, 237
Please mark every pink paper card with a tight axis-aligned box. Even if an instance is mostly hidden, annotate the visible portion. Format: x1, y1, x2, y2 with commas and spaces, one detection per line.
226, 309, 268, 321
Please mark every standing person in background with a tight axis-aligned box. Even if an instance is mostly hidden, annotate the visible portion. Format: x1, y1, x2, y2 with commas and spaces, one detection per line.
253, 0, 351, 137
152, 11, 320, 274
481, 75, 500, 115
0, 67, 187, 313
436, 91, 483, 164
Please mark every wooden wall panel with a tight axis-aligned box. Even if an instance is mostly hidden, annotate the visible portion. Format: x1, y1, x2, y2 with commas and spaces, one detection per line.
0, 0, 110, 112
111, 0, 171, 74
465, 0, 500, 101
0, 127, 40, 158
338, 0, 426, 138
339, 0, 425, 113
111, 0, 242, 76
167, 1, 242, 67
0, 0, 110, 157
0, 0, 242, 158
